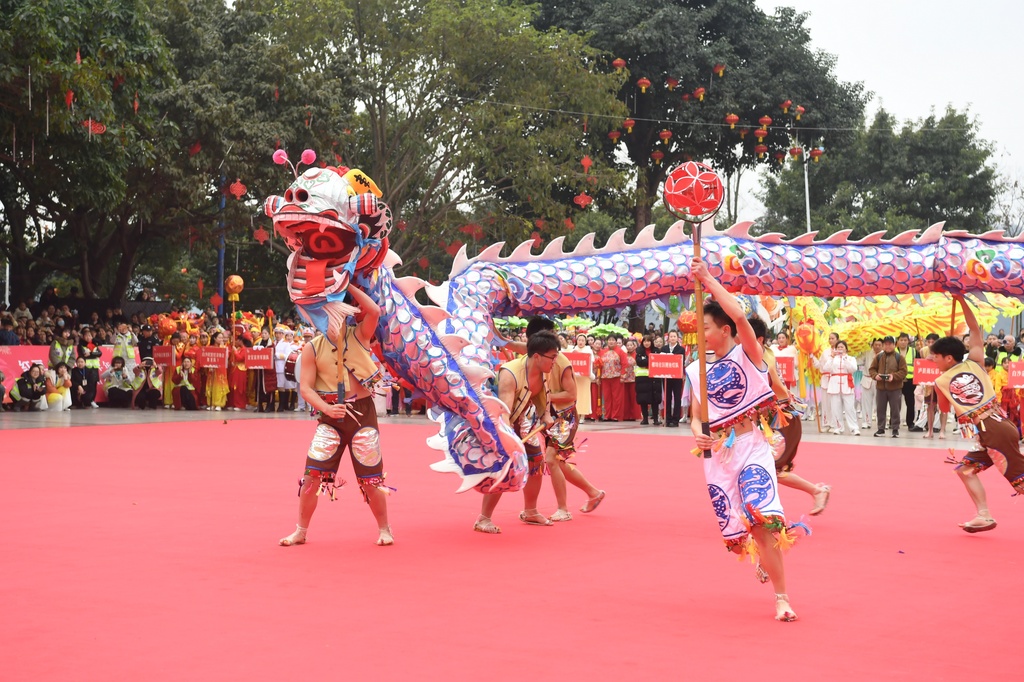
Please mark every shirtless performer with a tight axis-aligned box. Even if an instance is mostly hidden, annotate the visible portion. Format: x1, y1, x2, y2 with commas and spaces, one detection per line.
499, 318, 605, 521
279, 284, 393, 547
474, 331, 559, 533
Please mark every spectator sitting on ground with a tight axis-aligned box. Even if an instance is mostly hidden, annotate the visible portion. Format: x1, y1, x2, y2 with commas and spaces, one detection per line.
45, 362, 73, 411
11, 364, 47, 411
102, 356, 135, 408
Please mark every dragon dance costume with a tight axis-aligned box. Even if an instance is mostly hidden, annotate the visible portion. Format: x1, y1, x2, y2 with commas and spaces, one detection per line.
499, 355, 547, 477
545, 352, 580, 462
300, 331, 390, 501
686, 344, 808, 555
936, 360, 1024, 493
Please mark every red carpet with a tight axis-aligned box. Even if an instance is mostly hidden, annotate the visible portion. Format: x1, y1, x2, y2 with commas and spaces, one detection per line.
2, 420, 1020, 681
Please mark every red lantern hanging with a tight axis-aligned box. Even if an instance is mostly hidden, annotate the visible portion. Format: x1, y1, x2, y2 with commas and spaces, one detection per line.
564, 218, 575, 231
534, 219, 546, 229
724, 113, 739, 129
574, 192, 593, 209
758, 115, 773, 128
76, 48, 82, 65
739, 127, 751, 139
780, 100, 792, 113
612, 58, 626, 72
809, 148, 824, 162
81, 119, 106, 135
658, 130, 672, 144
754, 128, 768, 142
188, 141, 202, 157
133, 91, 139, 115
229, 179, 247, 199
693, 87, 706, 102
754, 144, 768, 158
650, 150, 664, 165
681, 93, 692, 102
636, 77, 651, 93
608, 130, 621, 142
665, 77, 679, 91
795, 105, 805, 120
713, 64, 726, 77
210, 292, 223, 310
418, 257, 429, 269
774, 152, 786, 162
65, 90, 74, 109
623, 118, 635, 133
789, 146, 803, 159
253, 226, 269, 244
530, 231, 542, 248
198, 278, 205, 299
580, 155, 593, 173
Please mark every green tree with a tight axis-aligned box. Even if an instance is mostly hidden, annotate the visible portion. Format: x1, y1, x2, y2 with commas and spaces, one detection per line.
759, 107, 998, 238
534, 1, 866, 231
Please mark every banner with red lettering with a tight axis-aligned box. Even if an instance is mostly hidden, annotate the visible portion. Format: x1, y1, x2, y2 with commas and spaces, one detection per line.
245, 347, 274, 370
1008, 361, 1024, 389
913, 359, 941, 385
562, 351, 592, 376
0, 346, 140, 403
775, 356, 796, 384
648, 353, 684, 379
197, 346, 229, 369
153, 345, 177, 367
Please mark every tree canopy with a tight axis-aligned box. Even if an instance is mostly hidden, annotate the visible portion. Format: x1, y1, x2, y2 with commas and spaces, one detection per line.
759, 107, 998, 238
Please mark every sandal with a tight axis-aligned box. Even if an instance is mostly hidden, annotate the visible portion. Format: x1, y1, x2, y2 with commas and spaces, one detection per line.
755, 561, 770, 584
473, 517, 502, 534
959, 517, 997, 534
519, 510, 553, 526
775, 594, 798, 622
549, 509, 573, 523
580, 490, 606, 514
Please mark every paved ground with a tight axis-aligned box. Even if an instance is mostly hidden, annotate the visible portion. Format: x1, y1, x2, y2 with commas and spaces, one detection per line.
0, 406, 968, 451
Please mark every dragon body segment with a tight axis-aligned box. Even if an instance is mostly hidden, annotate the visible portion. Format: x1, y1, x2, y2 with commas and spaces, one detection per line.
267, 155, 1024, 495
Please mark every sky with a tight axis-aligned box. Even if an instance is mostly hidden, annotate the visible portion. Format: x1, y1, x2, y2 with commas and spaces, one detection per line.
744, 0, 1023, 218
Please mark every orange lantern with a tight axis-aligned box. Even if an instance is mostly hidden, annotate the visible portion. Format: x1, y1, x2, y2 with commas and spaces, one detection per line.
612, 58, 626, 71
225, 275, 244, 302
676, 310, 698, 334
623, 118, 636, 133
754, 144, 768, 158
637, 77, 651, 93
780, 99, 792, 113
724, 113, 739, 129
665, 77, 679, 91
650, 150, 664, 165
693, 87, 706, 101
659, 130, 673, 143
795, 319, 820, 356
795, 105, 805, 120
713, 64, 726, 77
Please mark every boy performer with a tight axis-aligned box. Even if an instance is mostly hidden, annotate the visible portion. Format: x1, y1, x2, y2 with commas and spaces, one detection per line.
279, 284, 393, 547
474, 331, 559, 534
688, 259, 807, 622
931, 295, 1024, 533
750, 317, 831, 516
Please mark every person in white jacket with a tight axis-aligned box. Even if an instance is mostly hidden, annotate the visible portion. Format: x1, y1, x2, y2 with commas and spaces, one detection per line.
811, 332, 839, 425
858, 339, 881, 430
824, 340, 859, 435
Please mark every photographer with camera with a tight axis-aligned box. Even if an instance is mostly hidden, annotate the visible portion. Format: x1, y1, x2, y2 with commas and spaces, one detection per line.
131, 357, 163, 410
869, 335, 908, 438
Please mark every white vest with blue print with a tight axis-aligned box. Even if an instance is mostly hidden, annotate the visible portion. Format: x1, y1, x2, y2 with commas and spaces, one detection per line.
685, 343, 775, 429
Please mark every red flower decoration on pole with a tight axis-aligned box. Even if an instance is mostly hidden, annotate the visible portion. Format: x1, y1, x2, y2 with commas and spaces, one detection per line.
662, 161, 724, 223
253, 226, 269, 244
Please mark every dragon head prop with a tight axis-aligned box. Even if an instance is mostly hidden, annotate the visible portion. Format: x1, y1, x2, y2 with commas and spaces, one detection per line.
264, 149, 393, 338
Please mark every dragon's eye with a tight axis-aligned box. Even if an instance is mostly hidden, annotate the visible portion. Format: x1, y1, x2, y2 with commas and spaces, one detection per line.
284, 189, 294, 202
296, 189, 309, 202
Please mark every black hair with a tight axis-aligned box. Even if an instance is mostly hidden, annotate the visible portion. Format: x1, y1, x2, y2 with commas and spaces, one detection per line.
897, 332, 910, 341
747, 316, 768, 344
704, 301, 737, 338
525, 317, 556, 337
930, 336, 966, 362
526, 330, 560, 357
925, 333, 940, 342
984, 356, 995, 368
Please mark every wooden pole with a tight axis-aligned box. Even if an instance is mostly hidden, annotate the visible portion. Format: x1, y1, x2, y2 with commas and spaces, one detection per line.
949, 297, 958, 337
693, 220, 711, 458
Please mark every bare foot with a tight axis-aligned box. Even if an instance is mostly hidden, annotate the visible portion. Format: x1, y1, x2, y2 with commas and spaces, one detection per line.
473, 516, 501, 534
376, 526, 394, 546
775, 594, 797, 622
958, 515, 997, 533
809, 484, 831, 516
938, 432, 946, 439
923, 432, 932, 439
279, 526, 307, 546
